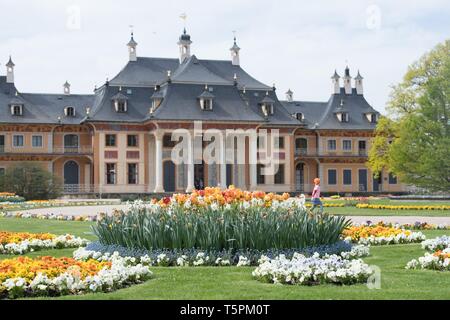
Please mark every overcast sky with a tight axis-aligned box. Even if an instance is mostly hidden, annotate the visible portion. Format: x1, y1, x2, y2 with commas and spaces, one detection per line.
1, 0, 449, 113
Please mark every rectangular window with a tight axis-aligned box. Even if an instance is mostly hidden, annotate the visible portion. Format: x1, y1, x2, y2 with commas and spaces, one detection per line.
0, 168, 5, 176
342, 140, 352, 151
32, 135, 43, 148
388, 173, 398, 184
343, 169, 352, 185
163, 134, 176, 148
128, 163, 138, 184
328, 169, 337, 185
257, 164, 265, 184
105, 134, 116, 147
274, 164, 285, 184
13, 135, 24, 147
257, 136, 265, 150
327, 139, 336, 151
106, 163, 116, 184
276, 137, 285, 149
127, 135, 138, 147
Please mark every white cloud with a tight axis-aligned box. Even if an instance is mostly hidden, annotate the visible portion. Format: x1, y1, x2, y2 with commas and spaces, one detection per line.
0, 0, 448, 112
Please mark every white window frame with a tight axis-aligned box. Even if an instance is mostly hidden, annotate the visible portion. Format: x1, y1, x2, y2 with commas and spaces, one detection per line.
31, 135, 43, 148
12, 135, 24, 148
342, 139, 352, 151
327, 139, 337, 151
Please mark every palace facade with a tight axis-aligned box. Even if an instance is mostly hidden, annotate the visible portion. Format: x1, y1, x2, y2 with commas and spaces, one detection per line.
0, 29, 406, 195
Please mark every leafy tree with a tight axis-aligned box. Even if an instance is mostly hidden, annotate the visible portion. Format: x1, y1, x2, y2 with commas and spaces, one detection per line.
0, 162, 62, 200
368, 40, 450, 192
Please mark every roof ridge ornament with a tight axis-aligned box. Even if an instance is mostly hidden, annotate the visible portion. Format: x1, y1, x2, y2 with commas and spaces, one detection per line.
127, 27, 138, 61
6, 55, 15, 83
230, 32, 241, 66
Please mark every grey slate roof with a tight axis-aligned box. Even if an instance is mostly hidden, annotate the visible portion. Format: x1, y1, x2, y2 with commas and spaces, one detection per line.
281, 87, 379, 130
0, 50, 378, 129
0, 76, 94, 124
109, 56, 271, 90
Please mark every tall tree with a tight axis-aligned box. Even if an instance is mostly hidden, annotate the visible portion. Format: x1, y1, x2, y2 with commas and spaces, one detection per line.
0, 162, 61, 200
368, 40, 450, 192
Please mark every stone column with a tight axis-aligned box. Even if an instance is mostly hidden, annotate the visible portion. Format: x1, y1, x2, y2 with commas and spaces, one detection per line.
153, 131, 164, 193
219, 132, 227, 188
249, 133, 258, 190
186, 133, 195, 193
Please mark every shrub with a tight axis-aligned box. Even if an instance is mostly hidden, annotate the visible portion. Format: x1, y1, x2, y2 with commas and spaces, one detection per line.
92, 205, 350, 251
0, 162, 62, 200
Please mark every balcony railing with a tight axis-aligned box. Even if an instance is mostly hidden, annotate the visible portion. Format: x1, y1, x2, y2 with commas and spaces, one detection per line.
294, 148, 369, 157
0, 146, 92, 155
53, 146, 93, 154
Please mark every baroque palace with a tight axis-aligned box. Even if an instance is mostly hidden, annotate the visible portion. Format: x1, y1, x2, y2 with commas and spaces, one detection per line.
0, 29, 406, 195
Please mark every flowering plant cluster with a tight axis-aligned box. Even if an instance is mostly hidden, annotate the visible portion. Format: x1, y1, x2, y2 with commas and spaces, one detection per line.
0, 199, 118, 213
406, 249, 450, 271
0, 255, 153, 299
252, 252, 373, 285
0, 193, 25, 203
0, 211, 97, 222
358, 220, 449, 231
356, 203, 450, 210
342, 225, 425, 245
0, 231, 89, 255
150, 186, 297, 210
420, 236, 450, 252
406, 236, 450, 271
74, 240, 367, 268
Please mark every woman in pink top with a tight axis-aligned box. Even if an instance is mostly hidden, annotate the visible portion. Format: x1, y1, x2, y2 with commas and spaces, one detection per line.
311, 178, 323, 213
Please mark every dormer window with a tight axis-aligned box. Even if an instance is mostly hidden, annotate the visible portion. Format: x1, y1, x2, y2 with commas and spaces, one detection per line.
202, 98, 213, 110
111, 91, 129, 113
365, 112, 378, 123
64, 106, 76, 117
151, 88, 164, 112
198, 85, 215, 111
295, 112, 304, 121
260, 93, 275, 117
116, 101, 127, 112
152, 99, 162, 110
11, 105, 23, 116
336, 111, 349, 122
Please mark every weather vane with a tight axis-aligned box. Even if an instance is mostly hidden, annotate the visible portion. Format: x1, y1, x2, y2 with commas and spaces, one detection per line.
129, 24, 134, 35
179, 13, 187, 27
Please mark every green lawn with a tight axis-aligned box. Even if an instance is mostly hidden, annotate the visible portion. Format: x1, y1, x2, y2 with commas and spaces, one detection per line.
1, 218, 450, 300
324, 206, 450, 217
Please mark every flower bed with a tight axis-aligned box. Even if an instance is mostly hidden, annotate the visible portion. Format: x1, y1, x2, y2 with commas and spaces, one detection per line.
356, 204, 450, 210
406, 236, 450, 271
252, 253, 373, 285
93, 188, 350, 251
0, 193, 25, 203
342, 225, 425, 245
0, 211, 97, 222
358, 220, 449, 230
0, 255, 153, 299
0, 231, 89, 255
73, 240, 368, 267
420, 236, 450, 252
0, 200, 119, 213
406, 249, 450, 271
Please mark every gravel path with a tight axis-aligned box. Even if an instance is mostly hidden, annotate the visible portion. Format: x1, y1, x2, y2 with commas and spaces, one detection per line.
10, 204, 450, 225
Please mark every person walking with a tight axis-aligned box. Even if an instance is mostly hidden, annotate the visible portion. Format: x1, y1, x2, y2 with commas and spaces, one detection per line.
311, 178, 323, 213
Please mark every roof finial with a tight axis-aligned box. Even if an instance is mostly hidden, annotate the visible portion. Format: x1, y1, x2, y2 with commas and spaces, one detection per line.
180, 13, 187, 28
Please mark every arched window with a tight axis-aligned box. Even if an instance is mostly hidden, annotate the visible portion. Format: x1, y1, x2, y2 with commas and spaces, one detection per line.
295, 138, 308, 155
